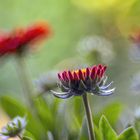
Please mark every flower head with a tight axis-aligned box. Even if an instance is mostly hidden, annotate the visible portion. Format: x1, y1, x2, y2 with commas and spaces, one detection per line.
129, 32, 140, 62
35, 71, 58, 94
0, 116, 27, 140
130, 31, 140, 43
77, 36, 115, 64
51, 64, 115, 99
0, 22, 51, 56
130, 73, 140, 95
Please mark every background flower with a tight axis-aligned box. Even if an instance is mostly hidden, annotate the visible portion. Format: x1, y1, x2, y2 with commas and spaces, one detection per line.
0, 22, 51, 56
77, 35, 115, 64
35, 70, 58, 94
0, 116, 27, 139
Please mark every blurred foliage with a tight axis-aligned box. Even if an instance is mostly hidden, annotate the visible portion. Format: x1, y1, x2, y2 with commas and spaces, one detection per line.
94, 102, 123, 127
0, 95, 125, 139
99, 116, 138, 140
23, 130, 37, 140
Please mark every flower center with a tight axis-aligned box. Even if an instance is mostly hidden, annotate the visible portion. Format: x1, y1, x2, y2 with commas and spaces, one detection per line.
72, 68, 87, 75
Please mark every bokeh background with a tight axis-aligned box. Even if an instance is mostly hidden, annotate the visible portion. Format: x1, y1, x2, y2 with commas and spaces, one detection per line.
0, 0, 139, 104
1, 0, 140, 139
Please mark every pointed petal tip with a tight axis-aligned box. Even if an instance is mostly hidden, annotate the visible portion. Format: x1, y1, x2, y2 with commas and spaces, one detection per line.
68, 71, 73, 80
100, 81, 114, 90
58, 73, 61, 80
50, 90, 73, 99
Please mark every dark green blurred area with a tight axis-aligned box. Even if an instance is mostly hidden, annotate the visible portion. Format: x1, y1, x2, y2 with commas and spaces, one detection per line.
0, 0, 140, 107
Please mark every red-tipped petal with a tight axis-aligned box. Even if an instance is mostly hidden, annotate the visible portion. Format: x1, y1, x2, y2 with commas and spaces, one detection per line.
62, 72, 66, 81
97, 68, 103, 78
103, 66, 107, 72
73, 72, 79, 80
98, 64, 102, 69
97, 68, 101, 75
68, 71, 73, 80
100, 66, 107, 77
100, 69, 104, 77
78, 69, 84, 80
62, 71, 68, 81
64, 71, 69, 81
58, 73, 62, 80
90, 66, 97, 79
86, 68, 90, 77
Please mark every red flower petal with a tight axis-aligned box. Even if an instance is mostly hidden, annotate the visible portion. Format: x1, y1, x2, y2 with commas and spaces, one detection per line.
19, 22, 51, 45
98, 64, 102, 69
78, 69, 84, 80
103, 66, 107, 72
0, 22, 51, 56
58, 73, 62, 80
86, 68, 90, 77
62, 72, 68, 81
97, 68, 101, 77
100, 69, 104, 77
90, 66, 97, 79
73, 72, 79, 80
68, 71, 73, 80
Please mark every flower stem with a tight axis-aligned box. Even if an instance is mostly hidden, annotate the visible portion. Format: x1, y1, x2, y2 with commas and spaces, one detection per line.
18, 135, 22, 140
15, 55, 35, 110
82, 93, 95, 140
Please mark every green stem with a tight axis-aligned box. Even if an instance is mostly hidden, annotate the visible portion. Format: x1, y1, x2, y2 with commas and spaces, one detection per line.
82, 94, 95, 140
15, 56, 35, 110
18, 135, 22, 140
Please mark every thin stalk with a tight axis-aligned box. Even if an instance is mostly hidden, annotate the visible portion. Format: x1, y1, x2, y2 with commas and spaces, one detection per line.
18, 135, 22, 140
15, 55, 35, 110
15, 55, 47, 131
82, 93, 95, 140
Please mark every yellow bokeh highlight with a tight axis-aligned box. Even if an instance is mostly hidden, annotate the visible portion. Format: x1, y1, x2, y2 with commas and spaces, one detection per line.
72, 0, 140, 36
72, 0, 130, 12
116, 0, 140, 36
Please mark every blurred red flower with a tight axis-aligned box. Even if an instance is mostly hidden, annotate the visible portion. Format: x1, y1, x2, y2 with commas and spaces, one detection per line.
0, 22, 51, 56
130, 31, 140, 43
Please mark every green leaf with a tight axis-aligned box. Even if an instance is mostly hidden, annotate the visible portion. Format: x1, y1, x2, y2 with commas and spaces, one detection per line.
78, 117, 89, 140
118, 127, 139, 140
0, 96, 27, 117
99, 115, 117, 140
95, 102, 123, 127
94, 124, 102, 140
23, 130, 36, 140
35, 97, 54, 131
26, 115, 47, 140
22, 136, 33, 140
135, 119, 140, 137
